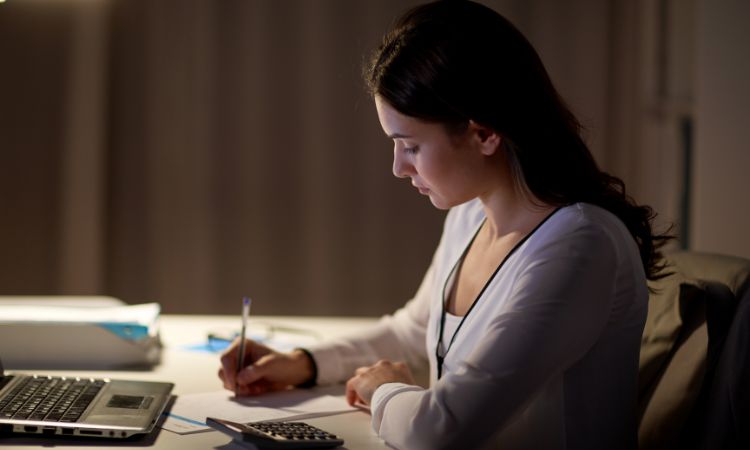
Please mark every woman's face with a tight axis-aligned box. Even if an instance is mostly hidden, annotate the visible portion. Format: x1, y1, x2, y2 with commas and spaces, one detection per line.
375, 96, 495, 210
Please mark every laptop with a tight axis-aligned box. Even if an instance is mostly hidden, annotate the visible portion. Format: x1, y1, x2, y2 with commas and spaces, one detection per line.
0, 357, 173, 438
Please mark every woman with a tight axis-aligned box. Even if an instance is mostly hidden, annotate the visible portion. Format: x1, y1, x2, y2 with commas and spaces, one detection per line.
219, 1, 670, 448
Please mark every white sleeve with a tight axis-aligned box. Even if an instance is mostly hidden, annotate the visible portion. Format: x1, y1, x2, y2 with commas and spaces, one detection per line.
369, 222, 619, 450
308, 258, 435, 385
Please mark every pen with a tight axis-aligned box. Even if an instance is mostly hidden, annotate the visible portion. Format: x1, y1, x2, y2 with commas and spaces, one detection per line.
235, 297, 251, 393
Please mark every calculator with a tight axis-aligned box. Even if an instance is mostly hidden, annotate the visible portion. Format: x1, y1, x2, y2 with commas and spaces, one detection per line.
206, 417, 345, 449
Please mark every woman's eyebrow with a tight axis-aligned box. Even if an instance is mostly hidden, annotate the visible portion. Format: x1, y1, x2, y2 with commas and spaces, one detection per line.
387, 132, 411, 139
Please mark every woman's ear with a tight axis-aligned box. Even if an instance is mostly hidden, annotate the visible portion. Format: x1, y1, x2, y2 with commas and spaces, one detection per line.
468, 120, 502, 156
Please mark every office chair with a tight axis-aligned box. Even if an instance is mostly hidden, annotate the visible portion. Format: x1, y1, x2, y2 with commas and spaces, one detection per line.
638, 251, 750, 450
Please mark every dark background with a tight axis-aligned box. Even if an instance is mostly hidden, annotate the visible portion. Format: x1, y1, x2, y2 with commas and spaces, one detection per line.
1, 0, 748, 316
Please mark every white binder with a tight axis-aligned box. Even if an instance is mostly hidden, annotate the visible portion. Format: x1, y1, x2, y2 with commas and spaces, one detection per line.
0, 296, 162, 370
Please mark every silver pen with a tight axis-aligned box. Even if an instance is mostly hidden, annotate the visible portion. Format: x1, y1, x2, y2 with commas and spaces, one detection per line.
235, 297, 251, 393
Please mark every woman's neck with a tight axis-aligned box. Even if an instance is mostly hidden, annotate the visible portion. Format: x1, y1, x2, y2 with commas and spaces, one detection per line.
479, 187, 555, 241
472, 145, 555, 240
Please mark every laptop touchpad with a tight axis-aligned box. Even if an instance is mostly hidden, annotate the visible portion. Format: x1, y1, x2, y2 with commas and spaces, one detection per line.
107, 395, 153, 409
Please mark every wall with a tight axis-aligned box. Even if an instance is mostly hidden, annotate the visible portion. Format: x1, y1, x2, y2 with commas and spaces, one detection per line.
0, 1, 69, 292
2, 0, 747, 316
692, 0, 750, 258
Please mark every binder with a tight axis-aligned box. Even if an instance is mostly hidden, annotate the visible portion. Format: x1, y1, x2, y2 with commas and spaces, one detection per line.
0, 296, 162, 370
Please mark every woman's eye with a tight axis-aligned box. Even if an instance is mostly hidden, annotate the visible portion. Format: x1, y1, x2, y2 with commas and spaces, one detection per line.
403, 146, 419, 154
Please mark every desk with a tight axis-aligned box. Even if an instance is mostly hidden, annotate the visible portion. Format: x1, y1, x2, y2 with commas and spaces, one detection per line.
1, 315, 388, 449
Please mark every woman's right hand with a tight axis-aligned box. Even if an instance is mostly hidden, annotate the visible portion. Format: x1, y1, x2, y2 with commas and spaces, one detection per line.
218, 339, 315, 396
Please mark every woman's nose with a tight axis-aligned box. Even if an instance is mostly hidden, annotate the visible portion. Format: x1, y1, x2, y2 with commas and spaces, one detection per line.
392, 148, 412, 178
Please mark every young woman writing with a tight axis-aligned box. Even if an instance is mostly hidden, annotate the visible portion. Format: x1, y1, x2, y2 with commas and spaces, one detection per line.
219, 1, 670, 448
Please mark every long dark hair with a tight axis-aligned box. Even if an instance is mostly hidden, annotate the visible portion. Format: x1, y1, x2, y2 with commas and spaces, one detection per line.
365, 0, 671, 281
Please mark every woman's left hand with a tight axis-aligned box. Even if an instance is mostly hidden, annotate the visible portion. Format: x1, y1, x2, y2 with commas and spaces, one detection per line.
345, 359, 416, 407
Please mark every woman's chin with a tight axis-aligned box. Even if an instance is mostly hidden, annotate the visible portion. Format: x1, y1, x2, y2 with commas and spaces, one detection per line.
427, 194, 452, 211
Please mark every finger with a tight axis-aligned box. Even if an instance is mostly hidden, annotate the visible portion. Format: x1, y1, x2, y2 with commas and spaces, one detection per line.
237, 351, 285, 392
345, 377, 360, 406
218, 368, 229, 389
222, 368, 237, 391
237, 351, 276, 386
222, 338, 259, 366
219, 348, 239, 388
355, 366, 370, 376
237, 364, 262, 387
376, 359, 390, 367
218, 367, 240, 393
218, 364, 238, 392
221, 338, 262, 389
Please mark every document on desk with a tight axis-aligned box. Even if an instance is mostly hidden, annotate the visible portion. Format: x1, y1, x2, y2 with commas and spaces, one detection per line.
162, 389, 357, 434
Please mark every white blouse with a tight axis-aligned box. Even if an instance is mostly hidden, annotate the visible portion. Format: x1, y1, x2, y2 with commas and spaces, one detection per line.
309, 200, 647, 450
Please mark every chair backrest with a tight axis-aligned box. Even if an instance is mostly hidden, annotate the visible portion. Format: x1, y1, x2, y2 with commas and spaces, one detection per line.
638, 251, 750, 450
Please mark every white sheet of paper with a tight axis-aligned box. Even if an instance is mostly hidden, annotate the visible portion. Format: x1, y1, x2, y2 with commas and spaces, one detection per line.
0, 302, 159, 325
162, 389, 357, 434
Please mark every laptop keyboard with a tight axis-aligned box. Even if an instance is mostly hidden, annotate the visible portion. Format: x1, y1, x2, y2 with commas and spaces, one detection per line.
0, 376, 106, 423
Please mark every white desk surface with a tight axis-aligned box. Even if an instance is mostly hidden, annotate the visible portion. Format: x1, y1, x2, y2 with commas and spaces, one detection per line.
1, 315, 389, 449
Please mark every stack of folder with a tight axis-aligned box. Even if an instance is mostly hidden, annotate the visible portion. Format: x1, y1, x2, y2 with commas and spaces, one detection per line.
0, 296, 162, 370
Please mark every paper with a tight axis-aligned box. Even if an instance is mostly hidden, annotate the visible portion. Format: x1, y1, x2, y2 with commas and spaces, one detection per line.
0, 302, 159, 327
162, 390, 357, 434
0, 295, 124, 308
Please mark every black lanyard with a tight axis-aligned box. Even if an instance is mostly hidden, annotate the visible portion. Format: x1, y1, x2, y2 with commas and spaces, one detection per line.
435, 207, 562, 379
